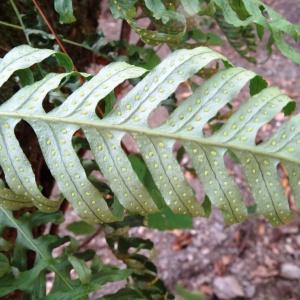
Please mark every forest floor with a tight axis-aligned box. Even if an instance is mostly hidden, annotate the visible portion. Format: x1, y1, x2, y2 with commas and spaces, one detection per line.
71, 1, 300, 299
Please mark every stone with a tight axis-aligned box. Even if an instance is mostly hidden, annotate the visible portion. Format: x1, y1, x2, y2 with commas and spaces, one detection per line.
280, 263, 300, 280
213, 276, 244, 299
244, 285, 256, 298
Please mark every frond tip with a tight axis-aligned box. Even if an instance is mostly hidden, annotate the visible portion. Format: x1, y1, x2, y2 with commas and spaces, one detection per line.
0, 45, 298, 226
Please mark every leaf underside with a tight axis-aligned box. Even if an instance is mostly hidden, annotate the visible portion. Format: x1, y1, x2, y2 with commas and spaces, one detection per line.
0, 45, 299, 226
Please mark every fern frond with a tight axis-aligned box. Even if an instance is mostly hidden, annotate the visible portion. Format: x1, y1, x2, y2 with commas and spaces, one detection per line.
0, 45, 298, 226
214, 8, 257, 63
213, 0, 300, 64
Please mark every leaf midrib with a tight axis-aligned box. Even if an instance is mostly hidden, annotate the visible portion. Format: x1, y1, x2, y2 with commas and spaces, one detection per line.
0, 111, 297, 165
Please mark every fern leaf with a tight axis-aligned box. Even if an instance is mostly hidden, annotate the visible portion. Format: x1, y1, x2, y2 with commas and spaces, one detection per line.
213, 0, 300, 64
0, 208, 73, 293
214, 8, 257, 63
0, 45, 298, 225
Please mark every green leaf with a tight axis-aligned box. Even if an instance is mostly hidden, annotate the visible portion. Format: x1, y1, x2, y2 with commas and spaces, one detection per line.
180, 0, 203, 15
0, 45, 55, 88
0, 254, 10, 278
272, 29, 300, 64
283, 101, 296, 116
68, 255, 92, 284
144, 0, 166, 20
176, 286, 203, 300
127, 45, 161, 69
55, 52, 74, 72
44, 267, 131, 300
213, 0, 300, 64
190, 30, 223, 46
0, 238, 12, 252
0, 209, 73, 295
0, 259, 48, 296
147, 207, 193, 230
67, 221, 97, 235
104, 92, 116, 115
16, 68, 34, 87
54, 0, 76, 24
110, 0, 186, 45
0, 45, 299, 227
109, 0, 137, 19
98, 288, 144, 300
249, 75, 268, 96
214, 7, 257, 63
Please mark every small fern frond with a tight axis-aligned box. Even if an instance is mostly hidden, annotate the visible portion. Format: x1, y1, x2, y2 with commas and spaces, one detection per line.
215, 8, 257, 63
0, 45, 298, 226
213, 0, 300, 64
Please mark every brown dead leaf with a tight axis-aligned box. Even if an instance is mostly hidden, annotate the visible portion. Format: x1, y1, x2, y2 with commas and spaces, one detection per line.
200, 284, 213, 296
257, 223, 266, 237
172, 231, 193, 251
264, 256, 277, 269
214, 255, 234, 276
251, 265, 278, 279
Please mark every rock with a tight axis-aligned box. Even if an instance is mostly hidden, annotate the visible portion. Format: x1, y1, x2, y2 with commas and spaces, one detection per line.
244, 285, 256, 298
280, 263, 300, 280
213, 276, 244, 299
295, 235, 300, 247
279, 225, 299, 235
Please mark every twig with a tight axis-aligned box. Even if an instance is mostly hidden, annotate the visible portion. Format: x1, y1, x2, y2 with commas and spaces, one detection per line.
31, 0, 77, 70
9, 0, 31, 45
0, 20, 99, 53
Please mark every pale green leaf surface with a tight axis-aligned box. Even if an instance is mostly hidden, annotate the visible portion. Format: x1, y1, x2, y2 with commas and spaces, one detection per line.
180, 0, 202, 15
0, 74, 68, 212
85, 129, 159, 215
144, 0, 166, 19
0, 45, 299, 226
0, 45, 55, 88
107, 47, 225, 125
54, 0, 76, 24
212, 87, 293, 224
161, 67, 257, 223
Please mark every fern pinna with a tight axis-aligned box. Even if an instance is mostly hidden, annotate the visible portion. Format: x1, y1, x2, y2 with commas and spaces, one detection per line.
0, 45, 298, 226
214, 7, 257, 63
